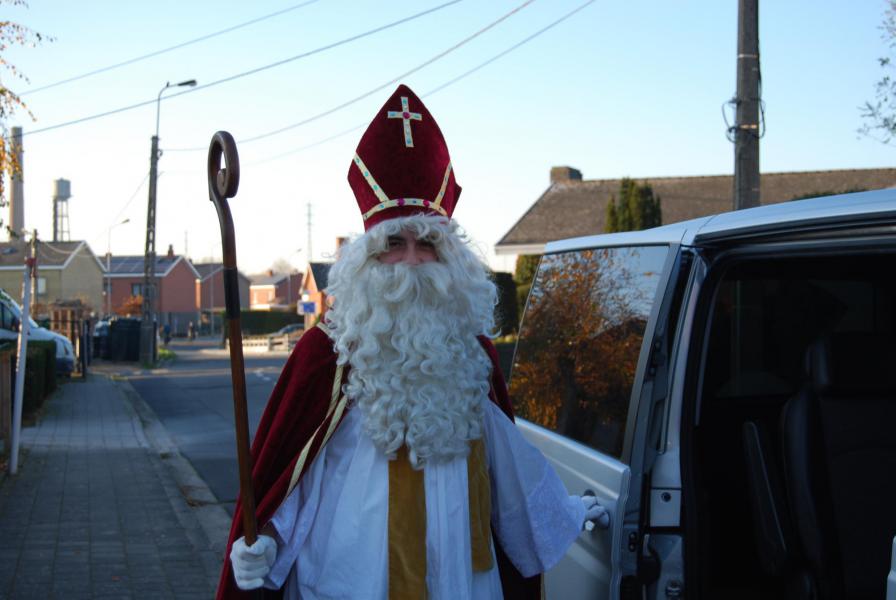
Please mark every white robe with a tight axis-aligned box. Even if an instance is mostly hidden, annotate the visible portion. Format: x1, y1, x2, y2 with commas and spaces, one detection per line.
264, 397, 585, 599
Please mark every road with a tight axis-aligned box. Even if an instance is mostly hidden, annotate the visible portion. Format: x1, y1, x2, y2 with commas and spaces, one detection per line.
125, 338, 289, 515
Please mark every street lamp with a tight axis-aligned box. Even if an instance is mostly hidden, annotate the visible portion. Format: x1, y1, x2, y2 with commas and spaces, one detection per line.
105, 217, 130, 316
140, 78, 197, 364
155, 79, 196, 138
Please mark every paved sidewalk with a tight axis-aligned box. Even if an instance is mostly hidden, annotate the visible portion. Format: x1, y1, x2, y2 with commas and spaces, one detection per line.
0, 373, 229, 599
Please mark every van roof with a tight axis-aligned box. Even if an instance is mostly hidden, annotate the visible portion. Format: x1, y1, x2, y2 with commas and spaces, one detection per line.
544, 189, 896, 253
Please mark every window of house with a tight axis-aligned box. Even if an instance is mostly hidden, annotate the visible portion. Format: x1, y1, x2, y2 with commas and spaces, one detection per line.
131, 283, 142, 297
510, 245, 669, 458
36, 277, 46, 295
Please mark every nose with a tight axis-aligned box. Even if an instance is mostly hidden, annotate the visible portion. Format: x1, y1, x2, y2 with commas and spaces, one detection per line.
403, 241, 424, 265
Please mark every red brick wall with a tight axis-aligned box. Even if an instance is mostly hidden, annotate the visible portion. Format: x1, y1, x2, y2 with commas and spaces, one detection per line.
159, 260, 199, 312
109, 277, 142, 315
199, 270, 225, 310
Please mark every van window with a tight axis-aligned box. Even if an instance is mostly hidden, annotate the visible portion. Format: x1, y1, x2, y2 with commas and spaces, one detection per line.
510, 246, 669, 458
0, 303, 14, 330
703, 254, 896, 399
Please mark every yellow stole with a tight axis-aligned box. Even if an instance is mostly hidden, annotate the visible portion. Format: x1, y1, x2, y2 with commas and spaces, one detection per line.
387, 439, 493, 600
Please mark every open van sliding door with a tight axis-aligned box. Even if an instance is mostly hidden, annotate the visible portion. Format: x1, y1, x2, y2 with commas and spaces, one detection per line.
509, 243, 685, 599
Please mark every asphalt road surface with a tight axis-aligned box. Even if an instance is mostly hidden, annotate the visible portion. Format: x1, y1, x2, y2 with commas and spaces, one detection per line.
127, 338, 289, 515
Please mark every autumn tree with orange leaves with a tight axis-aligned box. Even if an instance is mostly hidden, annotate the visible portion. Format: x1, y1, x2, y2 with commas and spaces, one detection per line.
509, 247, 665, 457
116, 295, 142, 317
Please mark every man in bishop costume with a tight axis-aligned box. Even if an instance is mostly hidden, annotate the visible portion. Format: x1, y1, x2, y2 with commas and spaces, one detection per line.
217, 84, 608, 600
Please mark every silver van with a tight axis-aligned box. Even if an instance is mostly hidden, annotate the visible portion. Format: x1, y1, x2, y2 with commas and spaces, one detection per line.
510, 190, 896, 599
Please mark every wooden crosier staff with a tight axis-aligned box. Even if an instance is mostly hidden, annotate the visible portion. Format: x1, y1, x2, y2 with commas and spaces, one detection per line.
207, 131, 258, 546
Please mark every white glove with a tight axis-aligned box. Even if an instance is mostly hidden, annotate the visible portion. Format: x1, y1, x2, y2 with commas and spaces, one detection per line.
581, 495, 610, 531
230, 534, 277, 590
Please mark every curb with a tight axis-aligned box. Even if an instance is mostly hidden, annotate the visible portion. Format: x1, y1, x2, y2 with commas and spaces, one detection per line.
109, 374, 233, 588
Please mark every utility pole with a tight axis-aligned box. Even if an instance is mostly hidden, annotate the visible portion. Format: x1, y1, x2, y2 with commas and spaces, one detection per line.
30, 230, 38, 316
306, 203, 313, 263
10, 231, 36, 474
141, 79, 196, 365
733, 0, 761, 210
140, 133, 160, 364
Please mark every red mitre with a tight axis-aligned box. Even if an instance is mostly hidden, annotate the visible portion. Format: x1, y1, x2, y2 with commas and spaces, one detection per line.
348, 84, 461, 230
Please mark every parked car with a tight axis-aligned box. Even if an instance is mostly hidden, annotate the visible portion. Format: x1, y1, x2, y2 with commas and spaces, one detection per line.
0, 288, 75, 376
509, 190, 896, 599
269, 322, 303, 338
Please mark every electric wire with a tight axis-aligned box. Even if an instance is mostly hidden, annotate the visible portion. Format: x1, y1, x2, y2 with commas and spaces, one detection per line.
22, 0, 464, 137
170, 0, 536, 151
19, 0, 325, 97
90, 171, 151, 248
39, 240, 82, 257
245, 0, 594, 166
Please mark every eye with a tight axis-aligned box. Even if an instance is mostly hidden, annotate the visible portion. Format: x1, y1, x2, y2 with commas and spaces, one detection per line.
387, 236, 405, 249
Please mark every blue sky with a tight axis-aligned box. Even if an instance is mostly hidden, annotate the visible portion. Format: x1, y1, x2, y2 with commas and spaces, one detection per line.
4, 0, 893, 274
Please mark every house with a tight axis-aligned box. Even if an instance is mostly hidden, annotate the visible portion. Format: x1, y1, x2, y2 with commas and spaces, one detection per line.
249, 271, 302, 310
299, 262, 332, 329
495, 166, 896, 257
0, 240, 105, 313
193, 262, 250, 333
106, 245, 200, 335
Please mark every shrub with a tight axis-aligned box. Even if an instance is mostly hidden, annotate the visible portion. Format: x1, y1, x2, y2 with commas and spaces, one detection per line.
223, 310, 303, 336
24, 340, 56, 416
1, 340, 58, 417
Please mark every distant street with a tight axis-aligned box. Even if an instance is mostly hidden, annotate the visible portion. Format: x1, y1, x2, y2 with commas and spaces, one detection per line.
124, 338, 289, 515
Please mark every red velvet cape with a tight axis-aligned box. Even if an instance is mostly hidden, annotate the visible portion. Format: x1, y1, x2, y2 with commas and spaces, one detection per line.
216, 326, 541, 599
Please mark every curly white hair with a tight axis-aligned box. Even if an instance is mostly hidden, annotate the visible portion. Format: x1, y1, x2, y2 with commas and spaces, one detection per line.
324, 215, 497, 468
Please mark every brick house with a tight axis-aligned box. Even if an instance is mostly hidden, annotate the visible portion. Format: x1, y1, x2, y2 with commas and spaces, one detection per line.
299, 262, 332, 329
0, 240, 105, 313
496, 166, 896, 256
106, 245, 200, 335
249, 271, 302, 310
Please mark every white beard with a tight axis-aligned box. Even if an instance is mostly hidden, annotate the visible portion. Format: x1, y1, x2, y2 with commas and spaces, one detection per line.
328, 260, 493, 469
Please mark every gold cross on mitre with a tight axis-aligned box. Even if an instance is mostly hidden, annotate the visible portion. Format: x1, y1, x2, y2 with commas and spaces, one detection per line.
387, 96, 423, 148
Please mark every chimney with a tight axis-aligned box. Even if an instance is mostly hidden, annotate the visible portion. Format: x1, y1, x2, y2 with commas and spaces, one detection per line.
550, 166, 583, 184
9, 127, 24, 237
166, 244, 174, 259
267, 269, 274, 277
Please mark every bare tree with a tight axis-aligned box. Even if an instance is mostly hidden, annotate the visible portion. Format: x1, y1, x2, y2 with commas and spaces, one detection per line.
0, 1, 52, 217
269, 258, 294, 275
860, 0, 896, 143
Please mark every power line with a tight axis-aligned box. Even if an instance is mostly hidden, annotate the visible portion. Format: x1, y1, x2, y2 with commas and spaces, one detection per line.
246, 0, 594, 166
172, 0, 536, 151
424, 0, 594, 95
19, 0, 325, 96
22, 0, 464, 137
89, 171, 150, 247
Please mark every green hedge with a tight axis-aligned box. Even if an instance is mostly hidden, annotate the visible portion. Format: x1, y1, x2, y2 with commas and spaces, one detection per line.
1, 340, 58, 417
23, 340, 56, 416
223, 310, 303, 336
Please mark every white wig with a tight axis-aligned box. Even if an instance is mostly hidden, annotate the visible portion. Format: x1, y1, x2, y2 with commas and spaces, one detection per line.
324, 215, 498, 467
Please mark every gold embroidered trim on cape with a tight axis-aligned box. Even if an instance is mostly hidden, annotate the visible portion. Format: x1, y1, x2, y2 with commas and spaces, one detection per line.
285, 363, 346, 498
387, 438, 492, 600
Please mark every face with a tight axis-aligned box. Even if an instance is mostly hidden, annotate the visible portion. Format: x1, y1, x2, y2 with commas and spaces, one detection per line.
377, 229, 439, 265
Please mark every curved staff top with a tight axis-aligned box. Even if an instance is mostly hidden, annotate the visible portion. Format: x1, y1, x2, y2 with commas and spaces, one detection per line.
207, 131, 258, 546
